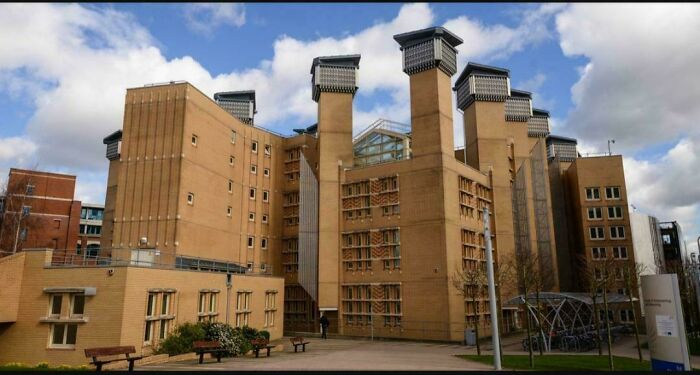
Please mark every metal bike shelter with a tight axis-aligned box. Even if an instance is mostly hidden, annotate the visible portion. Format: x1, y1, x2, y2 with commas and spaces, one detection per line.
504, 292, 636, 352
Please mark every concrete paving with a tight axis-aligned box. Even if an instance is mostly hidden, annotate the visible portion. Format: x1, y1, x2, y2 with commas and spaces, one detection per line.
140, 337, 493, 371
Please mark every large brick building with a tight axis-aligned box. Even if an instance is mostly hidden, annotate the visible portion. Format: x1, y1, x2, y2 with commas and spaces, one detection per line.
0, 25, 643, 366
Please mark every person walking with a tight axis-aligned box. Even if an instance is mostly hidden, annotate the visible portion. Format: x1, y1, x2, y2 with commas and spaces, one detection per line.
320, 313, 330, 339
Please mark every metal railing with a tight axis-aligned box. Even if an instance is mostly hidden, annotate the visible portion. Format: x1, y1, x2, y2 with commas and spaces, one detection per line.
42, 247, 273, 275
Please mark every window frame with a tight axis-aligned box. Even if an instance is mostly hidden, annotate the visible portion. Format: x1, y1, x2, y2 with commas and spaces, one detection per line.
605, 186, 621, 200
610, 226, 626, 239
249, 188, 256, 200
589, 226, 605, 240
252, 141, 258, 153
607, 206, 623, 220
187, 193, 194, 205
191, 134, 198, 146
587, 207, 603, 220
263, 190, 269, 202
585, 187, 601, 201
49, 323, 78, 348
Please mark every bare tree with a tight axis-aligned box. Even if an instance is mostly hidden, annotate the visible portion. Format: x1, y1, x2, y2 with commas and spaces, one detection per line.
579, 254, 604, 356
452, 262, 487, 355
621, 261, 647, 362
503, 250, 539, 368
583, 254, 618, 371
0, 171, 38, 255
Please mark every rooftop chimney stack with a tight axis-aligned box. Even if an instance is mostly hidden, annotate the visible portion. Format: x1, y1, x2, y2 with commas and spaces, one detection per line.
394, 27, 463, 158
310, 54, 360, 312
214, 90, 257, 125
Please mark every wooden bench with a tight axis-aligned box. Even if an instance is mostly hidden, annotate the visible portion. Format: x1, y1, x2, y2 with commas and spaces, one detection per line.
250, 338, 275, 358
84, 346, 143, 371
193, 340, 227, 364
290, 336, 310, 352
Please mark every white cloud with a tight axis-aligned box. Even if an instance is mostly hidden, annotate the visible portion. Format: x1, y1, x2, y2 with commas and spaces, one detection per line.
0, 3, 562, 205
183, 3, 246, 35
0, 137, 37, 164
554, 4, 700, 246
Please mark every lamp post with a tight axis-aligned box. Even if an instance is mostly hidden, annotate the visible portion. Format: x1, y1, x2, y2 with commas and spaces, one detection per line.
608, 139, 615, 156
483, 207, 501, 370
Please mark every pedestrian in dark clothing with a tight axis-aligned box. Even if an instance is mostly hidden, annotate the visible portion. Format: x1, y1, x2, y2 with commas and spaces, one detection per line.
320, 314, 330, 339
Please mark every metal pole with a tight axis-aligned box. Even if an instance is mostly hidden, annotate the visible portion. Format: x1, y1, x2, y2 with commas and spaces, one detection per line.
483, 207, 501, 370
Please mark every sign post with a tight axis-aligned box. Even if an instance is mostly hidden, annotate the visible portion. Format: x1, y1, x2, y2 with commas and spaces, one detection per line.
641, 274, 691, 371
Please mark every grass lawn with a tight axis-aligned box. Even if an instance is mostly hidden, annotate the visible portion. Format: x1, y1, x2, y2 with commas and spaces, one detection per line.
0, 364, 89, 371
458, 354, 652, 371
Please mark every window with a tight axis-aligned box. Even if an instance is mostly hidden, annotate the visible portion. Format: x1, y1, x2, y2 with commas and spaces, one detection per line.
586, 187, 600, 200
209, 293, 217, 313
49, 294, 63, 318
592, 247, 606, 260
618, 288, 628, 295
261, 238, 268, 249
613, 246, 628, 259
605, 186, 621, 200
198, 291, 219, 322
247, 262, 254, 272
262, 214, 268, 224
608, 206, 623, 220
231, 130, 237, 144
22, 205, 31, 217
249, 212, 255, 222
610, 226, 625, 239
198, 293, 206, 315
249, 188, 256, 200
228, 180, 233, 193
70, 294, 85, 317
144, 291, 175, 345
187, 193, 194, 205
588, 207, 603, 220
235, 291, 252, 327
191, 134, 198, 146
50, 323, 78, 348
252, 141, 258, 153
251, 165, 257, 174
264, 291, 277, 327
264, 144, 271, 156
229, 155, 235, 166
589, 226, 605, 240
261, 263, 267, 272
263, 190, 269, 202
227, 206, 232, 217
26, 184, 35, 195
264, 168, 270, 177
615, 267, 624, 280
247, 236, 254, 248
594, 268, 603, 281
620, 309, 634, 323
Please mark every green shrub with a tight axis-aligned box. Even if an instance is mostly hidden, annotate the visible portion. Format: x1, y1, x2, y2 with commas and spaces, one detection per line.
258, 330, 270, 340
35, 362, 50, 369
202, 322, 248, 356
156, 322, 206, 356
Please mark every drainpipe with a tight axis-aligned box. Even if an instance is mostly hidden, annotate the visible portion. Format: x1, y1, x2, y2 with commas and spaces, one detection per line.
226, 273, 232, 324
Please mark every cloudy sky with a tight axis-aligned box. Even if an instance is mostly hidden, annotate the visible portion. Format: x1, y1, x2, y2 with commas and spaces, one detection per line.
1, 3, 698, 252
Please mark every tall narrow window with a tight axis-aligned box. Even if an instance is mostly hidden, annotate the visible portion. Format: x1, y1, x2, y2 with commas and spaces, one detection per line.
228, 180, 233, 193
263, 190, 269, 202
229, 155, 235, 166
227, 206, 232, 217
231, 130, 237, 144
251, 165, 257, 174
262, 214, 269, 224
264, 144, 272, 156
49, 294, 63, 318
264, 168, 270, 177
249, 188, 256, 200
71, 294, 85, 317
248, 236, 254, 248
187, 193, 194, 205
261, 238, 268, 249
191, 134, 198, 146
252, 141, 258, 153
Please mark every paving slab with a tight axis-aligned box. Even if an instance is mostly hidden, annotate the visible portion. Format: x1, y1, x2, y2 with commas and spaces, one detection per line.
140, 337, 493, 371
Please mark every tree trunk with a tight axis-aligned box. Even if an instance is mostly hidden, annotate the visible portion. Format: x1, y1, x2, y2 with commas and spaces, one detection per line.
593, 297, 602, 356
473, 295, 481, 356
535, 291, 544, 355
496, 293, 504, 364
602, 288, 614, 371
523, 300, 534, 368
629, 293, 642, 361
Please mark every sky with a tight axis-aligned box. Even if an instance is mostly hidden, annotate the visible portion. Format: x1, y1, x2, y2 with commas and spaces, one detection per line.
0, 3, 699, 253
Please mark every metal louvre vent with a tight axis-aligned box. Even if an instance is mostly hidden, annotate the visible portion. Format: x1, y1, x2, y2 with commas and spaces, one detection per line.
528, 116, 550, 137
547, 143, 577, 162
217, 100, 254, 125
403, 39, 436, 75
312, 65, 358, 101
105, 141, 121, 161
437, 38, 457, 76
505, 97, 532, 122
455, 75, 510, 110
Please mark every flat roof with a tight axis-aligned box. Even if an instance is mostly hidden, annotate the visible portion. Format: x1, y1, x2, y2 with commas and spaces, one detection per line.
547, 134, 578, 144
454, 62, 510, 89
510, 89, 532, 98
393, 26, 463, 49
103, 130, 122, 144
533, 108, 550, 117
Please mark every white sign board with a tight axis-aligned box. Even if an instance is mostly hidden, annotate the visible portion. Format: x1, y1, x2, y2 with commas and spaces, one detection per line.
641, 274, 691, 371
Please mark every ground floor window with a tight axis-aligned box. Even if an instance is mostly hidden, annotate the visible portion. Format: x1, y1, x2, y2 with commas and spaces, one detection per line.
50, 323, 77, 348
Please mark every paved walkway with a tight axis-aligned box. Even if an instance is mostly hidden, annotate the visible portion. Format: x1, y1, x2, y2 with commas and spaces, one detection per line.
140, 337, 493, 371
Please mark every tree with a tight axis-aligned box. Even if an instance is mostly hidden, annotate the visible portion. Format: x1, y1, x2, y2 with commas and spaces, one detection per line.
452, 262, 487, 355
579, 254, 604, 356
0, 171, 38, 255
502, 250, 540, 368
621, 261, 647, 362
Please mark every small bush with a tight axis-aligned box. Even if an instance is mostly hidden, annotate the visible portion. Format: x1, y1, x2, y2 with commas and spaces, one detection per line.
258, 330, 270, 340
156, 322, 206, 356
202, 322, 248, 356
35, 362, 50, 369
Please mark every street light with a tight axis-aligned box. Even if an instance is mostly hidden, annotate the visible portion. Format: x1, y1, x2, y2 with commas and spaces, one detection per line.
608, 139, 615, 156
483, 207, 501, 370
